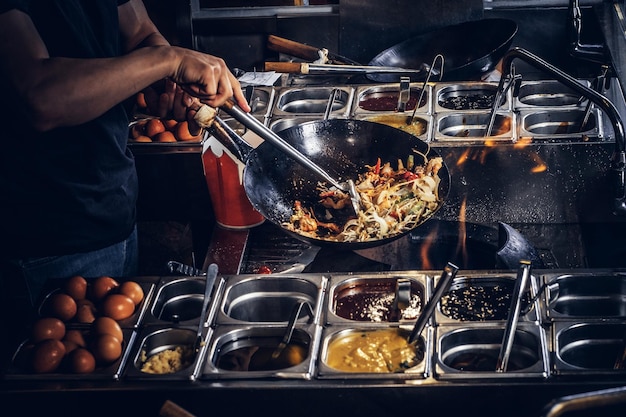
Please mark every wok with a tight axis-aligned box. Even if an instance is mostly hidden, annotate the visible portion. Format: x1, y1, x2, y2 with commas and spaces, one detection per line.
213, 116, 450, 250
367, 18, 518, 82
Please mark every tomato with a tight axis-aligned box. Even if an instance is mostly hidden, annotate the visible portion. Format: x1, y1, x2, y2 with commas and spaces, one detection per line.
257, 265, 272, 274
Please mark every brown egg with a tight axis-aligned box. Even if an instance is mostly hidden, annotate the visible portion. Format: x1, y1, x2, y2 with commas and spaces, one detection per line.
118, 281, 144, 306
92, 316, 123, 342
62, 339, 79, 355
175, 121, 202, 142
132, 135, 152, 143
89, 276, 119, 301
44, 293, 77, 321
163, 119, 178, 131
75, 303, 96, 324
31, 317, 66, 343
63, 329, 87, 348
32, 339, 66, 373
67, 348, 96, 374
64, 275, 88, 300
154, 130, 177, 143
130, 120, 147, 138
145, 119, 166, 137
91, 334, 122, 364
101, 294, 135, 320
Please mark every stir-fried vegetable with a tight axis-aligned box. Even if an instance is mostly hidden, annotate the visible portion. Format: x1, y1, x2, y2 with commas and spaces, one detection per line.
283, 155, 443, 242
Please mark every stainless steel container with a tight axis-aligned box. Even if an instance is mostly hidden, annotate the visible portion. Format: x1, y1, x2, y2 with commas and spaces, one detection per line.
434, 323, 549, 380
317, 325, 431, 380
434, 273, 540, 325
325, 273, 429, 325
540, 271, 626, 322
124, 325, 208, 381
552, 321, 626, 376
271, 86, 354, 118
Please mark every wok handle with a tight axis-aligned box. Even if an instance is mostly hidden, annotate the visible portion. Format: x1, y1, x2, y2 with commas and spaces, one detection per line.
267, 35, 322, 61
219, 101, 346, 191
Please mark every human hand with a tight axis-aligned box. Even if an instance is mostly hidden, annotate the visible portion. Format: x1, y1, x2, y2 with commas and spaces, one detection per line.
170, 47, 251, 113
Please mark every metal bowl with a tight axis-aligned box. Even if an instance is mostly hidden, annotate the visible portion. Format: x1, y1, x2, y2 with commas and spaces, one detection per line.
435, 275, 537, 324
125, 326, 202, 380
216, 275, 323, 324
353, 85, 429, 114
327, 274, 427, 324
435, 324, 549, 380
515, 80, 589, 108
435, 82, 501, 111
201, 325, 315, 379
272, 87, 353, 117
435, 112, 513, 140
147, 277, 206, 325
553, 322, 626, 375
543, 272, 626, 320
317, 326, 429, 379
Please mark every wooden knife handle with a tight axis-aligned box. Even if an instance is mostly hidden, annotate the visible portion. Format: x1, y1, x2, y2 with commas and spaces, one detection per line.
267, 35, 321, 61
264, 61, 306, 74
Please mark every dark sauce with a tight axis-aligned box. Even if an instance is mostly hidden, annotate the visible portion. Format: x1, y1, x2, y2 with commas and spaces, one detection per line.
440, 94, 495, 110
334, 282, 422, 322
440, 284, 531, 321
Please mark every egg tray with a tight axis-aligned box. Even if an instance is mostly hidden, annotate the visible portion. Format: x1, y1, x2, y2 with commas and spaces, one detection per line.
34, 276, 158, 329
3, 328, 136, 381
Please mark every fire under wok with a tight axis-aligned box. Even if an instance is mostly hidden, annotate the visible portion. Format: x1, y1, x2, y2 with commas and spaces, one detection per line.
215, 117, 451, 250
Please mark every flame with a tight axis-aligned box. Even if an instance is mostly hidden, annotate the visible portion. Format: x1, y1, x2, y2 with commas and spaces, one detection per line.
455, 197, 468, 266
419, 225, 438, 270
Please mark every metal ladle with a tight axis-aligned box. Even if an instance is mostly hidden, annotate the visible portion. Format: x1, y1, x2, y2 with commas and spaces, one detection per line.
408, 262, 459, 344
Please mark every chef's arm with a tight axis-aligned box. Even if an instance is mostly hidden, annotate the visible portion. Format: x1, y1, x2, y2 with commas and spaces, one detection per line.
0, 0, 249, 133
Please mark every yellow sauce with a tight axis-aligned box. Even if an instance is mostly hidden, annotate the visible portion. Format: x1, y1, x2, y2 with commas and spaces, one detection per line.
325, 328, 422, 373
364, 115, 427, 137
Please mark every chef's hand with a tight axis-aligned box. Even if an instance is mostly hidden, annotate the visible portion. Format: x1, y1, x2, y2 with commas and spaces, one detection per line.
170, 47, 251, 113
141, 78, 193, 121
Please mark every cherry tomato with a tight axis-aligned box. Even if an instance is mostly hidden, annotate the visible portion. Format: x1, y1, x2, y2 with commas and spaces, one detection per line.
257, 265, 272, 274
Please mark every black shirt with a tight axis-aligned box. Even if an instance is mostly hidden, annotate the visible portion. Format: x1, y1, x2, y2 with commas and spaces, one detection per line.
0, 0, 138, 258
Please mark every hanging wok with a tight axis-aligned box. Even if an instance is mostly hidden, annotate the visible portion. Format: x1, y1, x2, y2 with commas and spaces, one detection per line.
217, 118, 451, 250
367, 18, 518, 83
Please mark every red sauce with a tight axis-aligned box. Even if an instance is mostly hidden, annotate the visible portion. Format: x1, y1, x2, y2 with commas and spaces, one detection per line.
359, 90, 425, 111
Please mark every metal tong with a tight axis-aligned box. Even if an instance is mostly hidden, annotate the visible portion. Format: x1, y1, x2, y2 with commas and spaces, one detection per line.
406, 54, 444, 125
408, 262, 459, 344
496, 260, 532, 372
194, 263, 219, 353
219, 100, 361, 215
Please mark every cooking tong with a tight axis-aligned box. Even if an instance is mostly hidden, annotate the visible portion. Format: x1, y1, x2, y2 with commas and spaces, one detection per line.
216, 100, 362, 216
